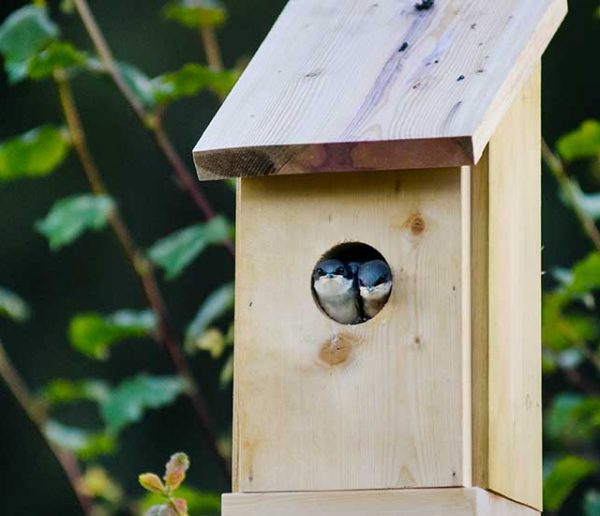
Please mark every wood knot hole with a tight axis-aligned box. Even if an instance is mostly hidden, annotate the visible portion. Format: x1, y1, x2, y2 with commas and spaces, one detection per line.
320, 334, 353, 365
409, 215, 426, 235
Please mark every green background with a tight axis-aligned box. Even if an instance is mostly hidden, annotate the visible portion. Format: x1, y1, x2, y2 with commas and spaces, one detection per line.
0, 0, 598, 513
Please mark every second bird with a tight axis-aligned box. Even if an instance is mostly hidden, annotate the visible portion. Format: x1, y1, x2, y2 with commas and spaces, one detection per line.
357, 260, 393, 319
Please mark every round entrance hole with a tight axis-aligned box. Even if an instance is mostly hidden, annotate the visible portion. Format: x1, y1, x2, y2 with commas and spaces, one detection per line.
311, 242, 393, 325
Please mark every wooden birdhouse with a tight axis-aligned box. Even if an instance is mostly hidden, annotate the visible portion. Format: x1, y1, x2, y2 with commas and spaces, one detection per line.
193, 0, 567, 514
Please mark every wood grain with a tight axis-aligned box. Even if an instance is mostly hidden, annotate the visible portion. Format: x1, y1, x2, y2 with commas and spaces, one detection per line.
222, 487, 539, 515
471, 66, 542, 510
194, 0, 566, 180
233, 167, 470, 492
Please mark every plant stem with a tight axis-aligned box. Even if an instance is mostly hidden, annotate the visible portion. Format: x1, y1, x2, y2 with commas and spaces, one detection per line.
542, 139, 600, 252
71, 0, 234, 257
199, 26, 224, 71
53, 70, 231, 483
0, 339, 93, 515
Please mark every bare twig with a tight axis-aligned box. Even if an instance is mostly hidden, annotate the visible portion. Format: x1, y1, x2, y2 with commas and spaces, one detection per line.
71, 0, 234, 257
0, 339, 93, 515
200, 25, 224, 71
53, 70, 231, 483
542, 139, 600, 252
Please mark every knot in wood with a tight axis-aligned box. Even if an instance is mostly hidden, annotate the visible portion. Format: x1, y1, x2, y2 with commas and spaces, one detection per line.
319, 334, 352, 365
409, 214, 426, 235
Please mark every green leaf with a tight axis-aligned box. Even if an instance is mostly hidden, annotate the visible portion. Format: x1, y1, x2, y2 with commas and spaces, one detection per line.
44, 420, 115, 460
219, 354, 233, 388
163, 0, 227, 29
185, 283, 234, 353
140, 487, 220, 515
117, 62, 157, 109
80, 466, 123, 504
139, 473, 166, 495
0, 286, 31, 322
69, 310, 156, 360
148, 216, 232, 280
0, 5, 59, 83
26, 41, 88, 80
585, 490, 600, 516
544, 456, 597, 511
36, 194, 115, 250
565, 252, 600, 299
100, 374, 186, 434
558, 180, 600, 222
542, 293, 598, 351
152, 63, 238, 104
546, 393, 600, 443
41, 378, 109, 406
557, 120, 600, 161
0, 126, 70, 182
545, 393, 583, 439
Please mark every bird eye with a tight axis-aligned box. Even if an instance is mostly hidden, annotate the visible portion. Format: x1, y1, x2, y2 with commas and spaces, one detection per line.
336, 267, 345, 275
375, 275, 386, 285
316, 268, 324, 276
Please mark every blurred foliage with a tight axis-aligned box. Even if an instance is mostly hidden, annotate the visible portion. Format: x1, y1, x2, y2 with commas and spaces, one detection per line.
542, 8, 600, 513
0, 0, 236, 514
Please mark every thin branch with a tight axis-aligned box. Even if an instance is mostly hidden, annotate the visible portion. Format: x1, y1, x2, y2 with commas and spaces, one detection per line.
53, 70, 231, 483
0, 339, 93, 515
542, 139, 600, 252
199, 26, 224, 71
71, 0, 234, 257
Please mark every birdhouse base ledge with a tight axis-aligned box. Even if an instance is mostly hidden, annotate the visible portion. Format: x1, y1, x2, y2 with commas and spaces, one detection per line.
221, 487, 539, 515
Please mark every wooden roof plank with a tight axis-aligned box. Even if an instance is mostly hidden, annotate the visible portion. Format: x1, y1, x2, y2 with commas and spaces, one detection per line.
193, 0, 567, 180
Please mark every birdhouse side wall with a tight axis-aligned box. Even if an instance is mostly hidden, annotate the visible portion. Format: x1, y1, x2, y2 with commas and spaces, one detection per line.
471, 65, 542, 510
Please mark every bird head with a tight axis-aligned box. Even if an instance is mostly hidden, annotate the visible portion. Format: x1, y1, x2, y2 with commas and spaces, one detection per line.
313, 259, 353, 282
358, 260, 392, 299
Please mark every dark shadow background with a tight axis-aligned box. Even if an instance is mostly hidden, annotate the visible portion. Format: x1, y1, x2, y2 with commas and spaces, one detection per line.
0, 0, 598, 514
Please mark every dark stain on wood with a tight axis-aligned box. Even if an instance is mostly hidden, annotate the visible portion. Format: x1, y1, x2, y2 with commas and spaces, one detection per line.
414, 0, 434, 11
196, 148, 277, 177
457, 74, 465, 82
399, 41, 409, 52
394, 178, 402, 193
343, 12, 436, 137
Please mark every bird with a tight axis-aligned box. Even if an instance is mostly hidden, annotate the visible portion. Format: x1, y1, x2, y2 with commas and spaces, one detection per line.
312, 259, 361, 324
357, 260, 393, 319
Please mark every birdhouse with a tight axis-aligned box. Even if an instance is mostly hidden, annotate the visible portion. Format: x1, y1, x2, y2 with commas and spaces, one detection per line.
193, 0, 567, 514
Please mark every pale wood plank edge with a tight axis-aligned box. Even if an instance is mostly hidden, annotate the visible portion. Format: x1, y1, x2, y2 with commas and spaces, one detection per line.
471, 148, 490, 491
470, 0, 567, 162
231, 179, 243, 492
222, 488, 539, 515
193, 137, 474, 180
461, 165, 473, 487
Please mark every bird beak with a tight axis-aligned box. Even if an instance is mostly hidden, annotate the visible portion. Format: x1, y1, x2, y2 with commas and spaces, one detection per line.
367, 286, 374, 292
326, 273, 334, 279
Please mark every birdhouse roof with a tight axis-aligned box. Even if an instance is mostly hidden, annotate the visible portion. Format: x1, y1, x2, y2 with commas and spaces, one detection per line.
193, 0, 567, 180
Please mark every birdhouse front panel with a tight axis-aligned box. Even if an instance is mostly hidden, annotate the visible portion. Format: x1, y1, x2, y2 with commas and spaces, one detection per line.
233, 167, 471, 492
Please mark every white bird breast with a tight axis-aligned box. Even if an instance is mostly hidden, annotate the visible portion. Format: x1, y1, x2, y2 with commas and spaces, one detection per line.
313, 276, 354, 298
359, 282, 392, 301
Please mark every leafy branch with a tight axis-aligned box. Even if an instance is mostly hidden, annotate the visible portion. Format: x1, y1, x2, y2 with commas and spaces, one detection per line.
541, 120, 600, 513
71, 0, 234, 256
52, 56, 231, 484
